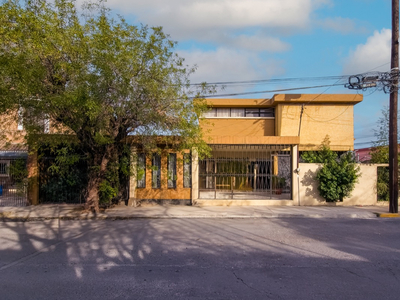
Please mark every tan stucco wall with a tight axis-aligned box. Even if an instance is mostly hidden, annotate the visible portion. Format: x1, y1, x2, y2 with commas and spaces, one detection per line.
0, 113, 25, 144
276, 104, 355, 151
298, 163, 378, 206
135, 151, 191, 200
201, 118, 275, 137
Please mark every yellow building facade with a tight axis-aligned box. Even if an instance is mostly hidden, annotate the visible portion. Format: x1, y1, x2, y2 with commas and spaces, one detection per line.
132, 93, 362, 205
0, 93, 363, 206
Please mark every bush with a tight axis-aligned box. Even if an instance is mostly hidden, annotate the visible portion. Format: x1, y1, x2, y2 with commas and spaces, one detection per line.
302, 136, 360, 202
316, 152, 360, 202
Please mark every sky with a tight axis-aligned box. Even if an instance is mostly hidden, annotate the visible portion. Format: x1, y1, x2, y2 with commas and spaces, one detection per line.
94, 0, 393, 148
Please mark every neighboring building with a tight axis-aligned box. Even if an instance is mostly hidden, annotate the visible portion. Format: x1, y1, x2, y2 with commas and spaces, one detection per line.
129, 93, 363, 205
354, 147, 372, 163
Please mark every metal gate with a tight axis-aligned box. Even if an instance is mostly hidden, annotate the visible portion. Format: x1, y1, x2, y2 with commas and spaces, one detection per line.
0, 158, 28, 206
38, 157, 87, 204
198, 144, 292, 200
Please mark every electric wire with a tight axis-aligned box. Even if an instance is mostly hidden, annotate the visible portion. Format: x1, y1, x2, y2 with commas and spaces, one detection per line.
197, 82, 345, 99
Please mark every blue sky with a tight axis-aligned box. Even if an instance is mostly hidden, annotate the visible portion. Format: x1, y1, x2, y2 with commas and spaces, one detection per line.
93, 0, 393, 148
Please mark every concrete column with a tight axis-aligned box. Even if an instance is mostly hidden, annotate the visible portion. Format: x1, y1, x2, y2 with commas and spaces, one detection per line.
291, 144, 300, 206
128, 146, 138, 207
191, 148, 199, 204
27, 150, 39, 205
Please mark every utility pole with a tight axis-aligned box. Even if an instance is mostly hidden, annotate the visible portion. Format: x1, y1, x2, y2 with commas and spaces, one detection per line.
389, 0, 399, 213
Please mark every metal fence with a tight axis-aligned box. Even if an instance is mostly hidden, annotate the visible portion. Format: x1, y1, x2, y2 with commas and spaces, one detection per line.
0, 158, 28, 207
38, 157, 87, 204
199, 144, 292, 200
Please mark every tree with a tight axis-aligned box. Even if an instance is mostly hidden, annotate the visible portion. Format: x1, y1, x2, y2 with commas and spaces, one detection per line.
301, 136, 360, 202
369, 106, 400, 201
0, 0, 211, 211
301, 136, 337, 164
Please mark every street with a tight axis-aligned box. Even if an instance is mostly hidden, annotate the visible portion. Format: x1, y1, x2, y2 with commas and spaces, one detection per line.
1, 218, 400, 299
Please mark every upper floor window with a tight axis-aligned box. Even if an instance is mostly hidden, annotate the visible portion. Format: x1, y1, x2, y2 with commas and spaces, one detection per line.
204, 108, 274, 118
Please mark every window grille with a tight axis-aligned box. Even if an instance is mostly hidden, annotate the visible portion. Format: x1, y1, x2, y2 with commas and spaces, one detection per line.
183, 153, 192, 188
152, 154, 161, 189
167, 153, 177, 188
0, 162, 8, 175
204, 108, 274, 118
137, 153, 146, 188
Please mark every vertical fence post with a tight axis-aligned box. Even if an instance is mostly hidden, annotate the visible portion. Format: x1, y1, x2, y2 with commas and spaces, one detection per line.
27, 150, 39, 205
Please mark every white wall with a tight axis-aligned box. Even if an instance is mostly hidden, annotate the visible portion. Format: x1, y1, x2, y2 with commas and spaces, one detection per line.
298, 163, 381, 206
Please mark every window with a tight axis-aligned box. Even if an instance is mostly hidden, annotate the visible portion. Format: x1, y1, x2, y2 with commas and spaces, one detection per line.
216, 108, 230, 117
0, 162, 8, 175
183, 153, 191, 188
167, 153, 177, 188
204, 108, 217, 118
17, 108, 23, 130
245, 108, 259, 117
231, 108, 245, 117
137, 153, 146, 188
152, 154, 161, 188
204, 108, 274, 118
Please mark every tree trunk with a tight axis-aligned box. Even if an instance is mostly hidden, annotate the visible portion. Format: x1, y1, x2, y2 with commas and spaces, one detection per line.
84, 152, 110, 212
85, 176, 101, 213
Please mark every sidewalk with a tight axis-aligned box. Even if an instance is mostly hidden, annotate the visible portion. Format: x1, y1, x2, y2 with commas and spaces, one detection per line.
0, 203, 393, 221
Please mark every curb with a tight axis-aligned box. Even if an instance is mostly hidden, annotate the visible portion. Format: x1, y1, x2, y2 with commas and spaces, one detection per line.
375, 213, 400, 218
0, 213, 378, 222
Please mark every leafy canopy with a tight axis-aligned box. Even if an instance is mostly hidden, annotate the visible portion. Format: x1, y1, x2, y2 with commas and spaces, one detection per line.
0, 0, 212, 210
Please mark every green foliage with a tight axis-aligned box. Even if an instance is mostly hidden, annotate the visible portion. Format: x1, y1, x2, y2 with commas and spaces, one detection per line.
316, 152, 360, 202
304, 136, 361, 202
376, 166, 390, 201
301, 136, 338, 163
0, 0, 213, 209
9, 159, 28, 183
38, 144, 87, 203
369, 106, 400, 201
272, 175, 286, 189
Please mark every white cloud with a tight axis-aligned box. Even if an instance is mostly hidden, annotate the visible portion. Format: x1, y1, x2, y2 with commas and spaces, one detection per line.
178, 48, 285, 84
107, 0, 314, 31
343, 28, 391, 74
90, 0, 323, 53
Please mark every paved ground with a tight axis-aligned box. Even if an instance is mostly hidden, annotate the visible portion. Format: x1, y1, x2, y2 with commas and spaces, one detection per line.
0, 217, 400, 299
0, 203, 393, 221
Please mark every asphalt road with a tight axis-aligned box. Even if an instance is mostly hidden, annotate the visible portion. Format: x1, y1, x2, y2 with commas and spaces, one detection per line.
1, 218, 400, 300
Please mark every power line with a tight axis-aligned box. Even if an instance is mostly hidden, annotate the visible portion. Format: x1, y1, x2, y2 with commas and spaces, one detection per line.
191, 75, 349, 87
198, 83, 345, 99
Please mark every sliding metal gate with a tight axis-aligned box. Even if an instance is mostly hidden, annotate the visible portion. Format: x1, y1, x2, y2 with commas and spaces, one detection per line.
199, 145, 292, 200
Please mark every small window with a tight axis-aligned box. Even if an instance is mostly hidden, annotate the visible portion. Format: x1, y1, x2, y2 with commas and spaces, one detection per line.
260, 108, 274, 117
167, 153, 177, 188
245, 108, 260, 117
43, 115, 50, 133
152, 154, 161, 189
0, 162, 8, 175
137, 153, 146, 188
183, 153, 191, 188
216, 108, 230, 117
204, 108, 217, 118
231, 108, 245, 117
17, 108, 23, 130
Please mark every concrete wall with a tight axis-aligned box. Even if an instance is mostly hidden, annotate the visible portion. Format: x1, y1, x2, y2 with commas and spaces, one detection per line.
276, 104, 355, 151
298, 163, 378, 206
